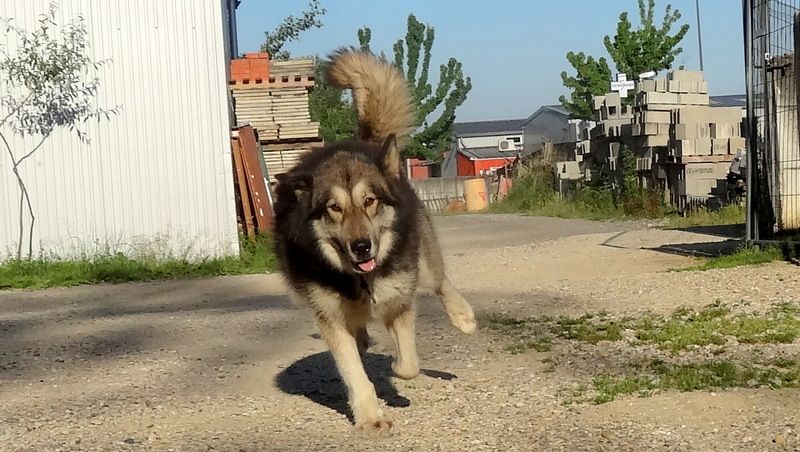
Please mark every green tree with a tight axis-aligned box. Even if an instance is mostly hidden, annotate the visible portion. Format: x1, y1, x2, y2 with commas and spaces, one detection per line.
604, 0, 690, 78
0, 1, 117, 259
558, 52, 612, 120
309, 58, 356, 143
260, 0, 326, 60
359, 14, 472, 160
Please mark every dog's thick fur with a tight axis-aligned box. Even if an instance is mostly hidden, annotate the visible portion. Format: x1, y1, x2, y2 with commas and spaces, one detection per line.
272, 49, 476, 435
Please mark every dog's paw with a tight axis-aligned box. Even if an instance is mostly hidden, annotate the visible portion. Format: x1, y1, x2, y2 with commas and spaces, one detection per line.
355, 419, 393, 437
451, 308, 477, 335
392, 360, 420, 380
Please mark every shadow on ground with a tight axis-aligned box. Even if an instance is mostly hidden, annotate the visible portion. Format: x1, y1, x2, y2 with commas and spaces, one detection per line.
274, 351, 456, 422
645, 239, 743, 258
665, 223, 745, 239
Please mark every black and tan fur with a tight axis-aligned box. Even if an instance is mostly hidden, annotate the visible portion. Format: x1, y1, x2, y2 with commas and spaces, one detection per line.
272, 48, 476, 435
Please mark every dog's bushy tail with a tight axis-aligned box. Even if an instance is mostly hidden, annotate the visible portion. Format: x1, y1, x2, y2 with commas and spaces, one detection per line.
325, 48, 415, 147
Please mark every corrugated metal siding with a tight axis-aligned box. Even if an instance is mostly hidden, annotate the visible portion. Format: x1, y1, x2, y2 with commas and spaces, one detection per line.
0, 0, 239, 260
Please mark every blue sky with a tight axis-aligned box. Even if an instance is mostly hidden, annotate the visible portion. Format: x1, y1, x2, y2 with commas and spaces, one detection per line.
235, 0, 745, 123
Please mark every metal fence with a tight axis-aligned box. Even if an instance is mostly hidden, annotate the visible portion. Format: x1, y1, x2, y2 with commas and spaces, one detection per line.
744, 0, 800, 241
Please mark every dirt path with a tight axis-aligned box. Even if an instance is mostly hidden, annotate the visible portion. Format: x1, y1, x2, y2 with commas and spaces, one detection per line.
1, 214, 798, 451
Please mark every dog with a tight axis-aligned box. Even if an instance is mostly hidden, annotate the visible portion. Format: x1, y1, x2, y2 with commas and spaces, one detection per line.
272, 48, 477, 435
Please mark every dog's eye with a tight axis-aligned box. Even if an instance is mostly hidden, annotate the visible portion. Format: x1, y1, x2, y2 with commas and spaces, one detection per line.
364, 197, 376, 208
328, 204, 342, 213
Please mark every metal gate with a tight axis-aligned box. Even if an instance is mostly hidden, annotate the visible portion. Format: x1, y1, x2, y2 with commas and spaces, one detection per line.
744, 0, 800, 241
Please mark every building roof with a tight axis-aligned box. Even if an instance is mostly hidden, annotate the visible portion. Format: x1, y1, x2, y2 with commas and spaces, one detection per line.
458, 146, 526, 160
709, 94, 746, 108
453, 119, 527, 137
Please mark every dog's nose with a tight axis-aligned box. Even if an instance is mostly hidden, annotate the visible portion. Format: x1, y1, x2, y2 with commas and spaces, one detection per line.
350, 239, 372, 258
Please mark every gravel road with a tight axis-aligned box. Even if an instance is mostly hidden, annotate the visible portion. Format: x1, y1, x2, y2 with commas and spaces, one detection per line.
1, 214, 798, 451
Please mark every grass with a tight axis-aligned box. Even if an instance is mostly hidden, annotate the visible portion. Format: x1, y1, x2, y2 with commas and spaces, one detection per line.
485, 302, 800, 404
675, 245, 783, 272
484, 302, 800, 355
590, 358, 800, 404
664, 204, 746, 229
0, 235, 277, 290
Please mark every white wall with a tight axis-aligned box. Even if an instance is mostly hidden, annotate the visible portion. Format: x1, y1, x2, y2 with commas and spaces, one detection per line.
460, 133, 523, 149
0, 0, 239, 261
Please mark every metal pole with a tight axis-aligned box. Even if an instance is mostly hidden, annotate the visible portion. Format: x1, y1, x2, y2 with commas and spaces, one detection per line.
743, 0, 755, 242
696, 0, 704, 71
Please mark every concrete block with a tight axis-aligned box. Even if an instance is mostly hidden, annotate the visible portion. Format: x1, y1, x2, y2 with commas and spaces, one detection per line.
712, 138, 730, 155
668, 80, 681, 93
555, 161, 582, 180
697, 81, 709, 94
641, 91, 680, 105
655, 78, 668, 92
669, 69, 705, 82
695, 137, 712, 155
678, 93, 710, 105
592, 96, 605, 111
676, 107, 742, 124
637, 79, 657, 93
675, 139, 696, 156
675, 123, 711, 140
710, 122, 741, 139
644, 135, 669, 147
729, 136, 747, 153
639, 110, 671, 123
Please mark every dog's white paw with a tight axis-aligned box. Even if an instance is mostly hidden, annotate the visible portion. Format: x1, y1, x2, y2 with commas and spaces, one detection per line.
392, 359, 420, 380
356, 419, 394, 437
451, 307, 477, 335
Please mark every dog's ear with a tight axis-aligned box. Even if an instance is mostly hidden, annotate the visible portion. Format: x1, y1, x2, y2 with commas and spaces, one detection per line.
377, 134, 402, 179
275, 172, 312, 198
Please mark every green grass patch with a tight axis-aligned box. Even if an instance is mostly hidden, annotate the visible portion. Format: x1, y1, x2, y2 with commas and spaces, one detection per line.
664, 204, 745, 229
590, 358, 800, 404
483, 302, 800, 355
0, 235, 277, 290
675, 245, 783, 272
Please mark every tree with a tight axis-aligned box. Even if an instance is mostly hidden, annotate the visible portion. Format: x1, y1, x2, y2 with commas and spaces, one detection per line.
358, 14, 472, 160
0, 1, 117, 259
260, 0, 326, 60
558, 52, 612, 120
603, 0, 690, 78
308, 58, 357, 143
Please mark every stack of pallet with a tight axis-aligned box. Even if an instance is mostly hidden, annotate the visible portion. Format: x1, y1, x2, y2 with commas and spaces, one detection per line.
230, 54, 323, 183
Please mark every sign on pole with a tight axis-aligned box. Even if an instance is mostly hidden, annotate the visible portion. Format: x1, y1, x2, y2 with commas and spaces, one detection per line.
610, 73, 635, 97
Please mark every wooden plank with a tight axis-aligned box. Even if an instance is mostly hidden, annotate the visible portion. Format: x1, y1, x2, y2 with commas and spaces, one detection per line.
237, 125, 274, 233
230, 137, 256, 241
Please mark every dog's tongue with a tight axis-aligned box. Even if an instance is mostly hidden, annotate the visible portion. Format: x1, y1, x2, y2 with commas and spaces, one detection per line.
358, 259, 376, 272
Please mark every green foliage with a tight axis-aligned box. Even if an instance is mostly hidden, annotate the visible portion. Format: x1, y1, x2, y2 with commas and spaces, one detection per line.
675, 245, 783, 272
558, 52, 613, 120
358, 14, 472, 160
260, 0, 326, 60
0, 1, 117, 260
604, 0, 690, 79
494, 148, 666, 220
308, 58, 357, 143
0, 235, 277, 290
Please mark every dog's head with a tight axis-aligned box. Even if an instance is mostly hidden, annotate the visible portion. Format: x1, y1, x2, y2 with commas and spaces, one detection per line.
275, 135, 405, 275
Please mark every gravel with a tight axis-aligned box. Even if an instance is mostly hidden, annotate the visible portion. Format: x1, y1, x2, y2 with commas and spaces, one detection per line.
1, 216, 799, 451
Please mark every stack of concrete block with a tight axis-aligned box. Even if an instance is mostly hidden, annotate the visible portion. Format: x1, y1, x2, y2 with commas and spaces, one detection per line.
591, 93, 633, 138
567, 119, 596, 142
631, 70, 710, 148
671, 106, 745, 157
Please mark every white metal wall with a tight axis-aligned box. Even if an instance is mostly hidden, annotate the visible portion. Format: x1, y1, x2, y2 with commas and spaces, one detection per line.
0, 0, 240, 261
460, 134, 524, 149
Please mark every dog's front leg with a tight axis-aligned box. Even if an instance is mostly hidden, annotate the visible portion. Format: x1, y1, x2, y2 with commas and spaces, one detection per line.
385, 303, 420, 380
316, 318, 393, 435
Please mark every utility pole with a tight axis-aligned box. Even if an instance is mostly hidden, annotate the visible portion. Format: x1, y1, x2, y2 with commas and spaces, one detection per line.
696, 0, 704, 71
